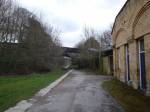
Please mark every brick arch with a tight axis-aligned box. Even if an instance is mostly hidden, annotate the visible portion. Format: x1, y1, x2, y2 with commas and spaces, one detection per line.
114, 28, 127, 47
132, 1, 150, 39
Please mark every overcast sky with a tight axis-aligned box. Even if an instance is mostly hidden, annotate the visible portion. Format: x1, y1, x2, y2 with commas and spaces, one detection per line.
18, 0, 127, 47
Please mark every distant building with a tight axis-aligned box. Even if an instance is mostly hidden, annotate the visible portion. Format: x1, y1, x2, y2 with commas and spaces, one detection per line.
112, 0, 150, 96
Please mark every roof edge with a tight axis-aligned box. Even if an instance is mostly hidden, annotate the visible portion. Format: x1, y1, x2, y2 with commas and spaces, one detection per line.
111, 0, 130, 34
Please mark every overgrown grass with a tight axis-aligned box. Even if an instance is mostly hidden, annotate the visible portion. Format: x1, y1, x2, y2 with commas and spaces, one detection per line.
102, 80, 150, 112
0, 69, 64, 112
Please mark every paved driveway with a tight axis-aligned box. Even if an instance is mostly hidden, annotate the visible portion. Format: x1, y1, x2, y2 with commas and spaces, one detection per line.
26, 70, 124, 112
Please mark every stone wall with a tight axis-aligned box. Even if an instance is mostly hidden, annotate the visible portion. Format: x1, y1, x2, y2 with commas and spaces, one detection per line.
112, 0, 150, 96
102, 57, 110, 75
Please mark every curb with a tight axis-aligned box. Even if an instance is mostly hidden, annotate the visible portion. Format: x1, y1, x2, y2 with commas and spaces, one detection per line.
36, 70, 73, 97
5, 70, 73, 112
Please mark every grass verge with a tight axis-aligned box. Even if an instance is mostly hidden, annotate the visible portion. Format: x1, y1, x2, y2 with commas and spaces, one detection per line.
0, 69, 64, 112
102, 80, 150, 112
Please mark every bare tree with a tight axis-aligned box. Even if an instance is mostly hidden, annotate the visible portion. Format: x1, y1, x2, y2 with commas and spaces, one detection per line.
75, 25, 113, 71
98, 26, 112, 50
0, 0, 63, 73
75, 26, 100, 70
13, 7, 33, 43
0, 0, 13, 42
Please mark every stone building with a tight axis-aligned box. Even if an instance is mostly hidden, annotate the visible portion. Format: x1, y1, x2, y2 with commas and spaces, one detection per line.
112, 0, 150, 95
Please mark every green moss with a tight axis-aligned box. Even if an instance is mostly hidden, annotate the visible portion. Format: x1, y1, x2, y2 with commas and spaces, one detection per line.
0, 69, 64, 112
102, 80, 150, 112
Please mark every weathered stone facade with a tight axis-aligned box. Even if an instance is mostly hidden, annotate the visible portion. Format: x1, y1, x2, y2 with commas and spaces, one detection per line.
112, 0, 150, 96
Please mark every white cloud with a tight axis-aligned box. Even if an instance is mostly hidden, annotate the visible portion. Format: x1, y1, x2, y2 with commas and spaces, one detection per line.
18, 0, 127, 47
